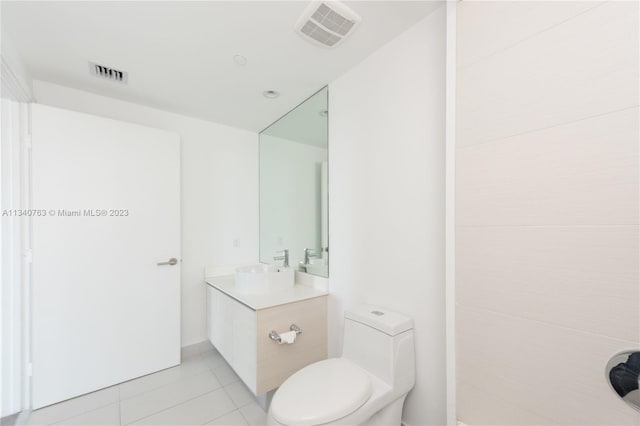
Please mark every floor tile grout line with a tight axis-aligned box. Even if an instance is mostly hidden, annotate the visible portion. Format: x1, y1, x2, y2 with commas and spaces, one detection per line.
238, 407, 252, 426
48, 401, 120, 426
41, 348, 231, 426
121, 387, 226, 426
47, 369, 222, 426
119, 362, 213, 402
197, 405, 240, 426
36, 350, 220, 426
203, 356, 230, 373
221, 384, 236, 409
209, 364, 241, 387
121, 369, 224, 424
221, 382, 255, 410
39, 390, 120, 426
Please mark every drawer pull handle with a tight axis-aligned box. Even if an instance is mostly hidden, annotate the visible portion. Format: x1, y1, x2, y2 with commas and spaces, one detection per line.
269, 324, 302, 344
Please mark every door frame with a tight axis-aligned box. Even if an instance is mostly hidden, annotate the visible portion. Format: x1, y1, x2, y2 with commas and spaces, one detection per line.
0, 53, 34, 421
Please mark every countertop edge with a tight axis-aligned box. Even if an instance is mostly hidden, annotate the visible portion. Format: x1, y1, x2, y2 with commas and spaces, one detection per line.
204, 276, 328, 311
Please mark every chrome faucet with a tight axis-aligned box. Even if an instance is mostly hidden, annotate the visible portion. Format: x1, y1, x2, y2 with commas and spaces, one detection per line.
303, 248, 317, 264
273, 249, 289, 268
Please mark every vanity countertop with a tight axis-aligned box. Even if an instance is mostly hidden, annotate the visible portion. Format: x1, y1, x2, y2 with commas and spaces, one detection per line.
204, 275, 328, 311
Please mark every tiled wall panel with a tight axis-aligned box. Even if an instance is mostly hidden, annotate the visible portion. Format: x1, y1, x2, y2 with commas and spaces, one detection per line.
456, 1, 640, 424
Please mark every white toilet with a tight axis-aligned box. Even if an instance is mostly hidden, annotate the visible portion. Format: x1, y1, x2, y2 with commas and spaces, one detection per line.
268, 305, 415, 426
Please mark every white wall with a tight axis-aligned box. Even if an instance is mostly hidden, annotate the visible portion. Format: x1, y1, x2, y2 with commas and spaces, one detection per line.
259, 134, 327, 268
456, 1, 639, 424
328, 7, 446, 426
33, 80, 258, 347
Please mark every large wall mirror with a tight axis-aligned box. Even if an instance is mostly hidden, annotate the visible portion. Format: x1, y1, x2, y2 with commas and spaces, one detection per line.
259, 87, 328, 277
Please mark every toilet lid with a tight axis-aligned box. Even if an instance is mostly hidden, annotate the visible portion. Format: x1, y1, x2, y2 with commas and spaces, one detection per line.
271, 358, 373, 426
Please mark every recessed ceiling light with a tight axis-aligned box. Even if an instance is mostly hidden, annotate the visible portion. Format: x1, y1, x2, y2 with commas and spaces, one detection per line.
233, 54, 248, 66
319, 110, 328, 117
263, 90, 280, 99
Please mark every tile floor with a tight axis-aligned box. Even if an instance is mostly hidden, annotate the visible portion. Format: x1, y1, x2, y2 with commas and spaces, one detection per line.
27, 343, 268, 426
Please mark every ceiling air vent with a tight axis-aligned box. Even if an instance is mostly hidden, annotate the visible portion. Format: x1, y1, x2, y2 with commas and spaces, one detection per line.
89, 61, 128, 84
295, 1, 361, 48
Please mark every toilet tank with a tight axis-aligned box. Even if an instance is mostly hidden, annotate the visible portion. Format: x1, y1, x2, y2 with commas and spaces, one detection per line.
341, 306, 415, 392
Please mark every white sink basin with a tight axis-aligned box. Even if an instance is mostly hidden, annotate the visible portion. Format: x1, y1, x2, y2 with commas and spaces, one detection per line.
300, 258, 328, 277
235, 264, 295, 294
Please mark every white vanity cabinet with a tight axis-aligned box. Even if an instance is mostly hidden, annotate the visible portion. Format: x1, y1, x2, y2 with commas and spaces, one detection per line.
207, 286, 257, 387
206, 281, 327, 395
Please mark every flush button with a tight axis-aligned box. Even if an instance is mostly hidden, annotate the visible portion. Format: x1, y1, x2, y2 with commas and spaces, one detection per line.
371, 310, 384, 316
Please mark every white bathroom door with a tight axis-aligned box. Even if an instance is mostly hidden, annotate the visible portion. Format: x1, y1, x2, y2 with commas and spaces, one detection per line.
30, 104, 181, 409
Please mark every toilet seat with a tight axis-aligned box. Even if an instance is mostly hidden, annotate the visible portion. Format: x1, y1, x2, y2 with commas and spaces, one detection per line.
270, 358, 373, 426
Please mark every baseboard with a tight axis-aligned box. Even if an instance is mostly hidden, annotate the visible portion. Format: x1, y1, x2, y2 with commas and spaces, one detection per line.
180, 340, 214, 360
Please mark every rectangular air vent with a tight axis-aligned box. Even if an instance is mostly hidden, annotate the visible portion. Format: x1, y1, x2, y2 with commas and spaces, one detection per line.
89, 61, 128, 84
295, 1, 361, 48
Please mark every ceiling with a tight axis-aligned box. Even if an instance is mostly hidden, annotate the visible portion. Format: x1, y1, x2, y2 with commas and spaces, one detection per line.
1, 1, 442, 132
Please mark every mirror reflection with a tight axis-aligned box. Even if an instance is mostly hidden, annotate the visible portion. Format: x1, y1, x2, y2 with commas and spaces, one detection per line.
607, 350, 640, 411
259, 87, 328, 277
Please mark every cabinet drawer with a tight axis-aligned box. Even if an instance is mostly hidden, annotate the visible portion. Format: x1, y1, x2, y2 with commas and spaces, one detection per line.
256, 296, 327, 394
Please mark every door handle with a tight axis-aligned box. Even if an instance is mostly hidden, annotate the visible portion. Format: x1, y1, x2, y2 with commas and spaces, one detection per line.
157, 258, 178, 266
